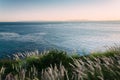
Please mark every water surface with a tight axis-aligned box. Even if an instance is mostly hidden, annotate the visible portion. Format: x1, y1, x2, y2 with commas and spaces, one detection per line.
0, 21, 120, 57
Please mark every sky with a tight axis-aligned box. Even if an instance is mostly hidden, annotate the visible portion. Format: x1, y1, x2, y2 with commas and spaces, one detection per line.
0, 0, 120, 21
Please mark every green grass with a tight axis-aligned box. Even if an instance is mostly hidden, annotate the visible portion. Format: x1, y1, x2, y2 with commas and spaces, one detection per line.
0, 46, 120, 80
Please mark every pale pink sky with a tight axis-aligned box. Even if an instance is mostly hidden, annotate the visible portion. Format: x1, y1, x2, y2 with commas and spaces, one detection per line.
0, 0, 120, 21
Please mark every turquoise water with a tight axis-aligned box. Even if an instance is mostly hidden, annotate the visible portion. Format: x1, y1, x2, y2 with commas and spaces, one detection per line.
0, 21, 120, 57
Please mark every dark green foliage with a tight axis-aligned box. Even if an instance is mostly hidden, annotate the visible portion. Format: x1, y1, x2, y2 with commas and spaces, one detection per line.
0, 46, 120, 80
23, 50, 72, 71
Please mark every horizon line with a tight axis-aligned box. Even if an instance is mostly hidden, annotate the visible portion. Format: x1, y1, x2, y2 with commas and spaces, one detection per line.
0, 20, 120, 23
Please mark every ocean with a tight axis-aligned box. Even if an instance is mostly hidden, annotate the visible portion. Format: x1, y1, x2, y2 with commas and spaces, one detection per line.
0, 21, 120, 58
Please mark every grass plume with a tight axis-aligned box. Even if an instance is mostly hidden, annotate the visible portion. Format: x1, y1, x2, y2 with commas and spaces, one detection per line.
0, 45, 120, 80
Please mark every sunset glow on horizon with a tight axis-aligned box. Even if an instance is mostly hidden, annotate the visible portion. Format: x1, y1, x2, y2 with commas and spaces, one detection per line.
0, 0, 120, 22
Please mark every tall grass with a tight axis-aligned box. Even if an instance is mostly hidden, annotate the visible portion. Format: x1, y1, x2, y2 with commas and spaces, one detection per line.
0, 46, 120, 80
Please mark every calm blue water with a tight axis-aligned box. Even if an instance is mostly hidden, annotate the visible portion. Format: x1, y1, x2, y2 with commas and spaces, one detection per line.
0, 21, 120, 58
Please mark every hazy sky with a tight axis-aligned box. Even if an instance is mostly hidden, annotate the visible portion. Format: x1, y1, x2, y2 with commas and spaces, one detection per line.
0, 0, 120, 21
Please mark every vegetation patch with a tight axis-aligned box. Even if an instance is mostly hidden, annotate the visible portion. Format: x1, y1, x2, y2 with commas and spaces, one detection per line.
0, 46, 120, 80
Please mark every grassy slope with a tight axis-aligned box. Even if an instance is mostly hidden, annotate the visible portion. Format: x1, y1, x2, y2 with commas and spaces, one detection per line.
0, 46, 120, 80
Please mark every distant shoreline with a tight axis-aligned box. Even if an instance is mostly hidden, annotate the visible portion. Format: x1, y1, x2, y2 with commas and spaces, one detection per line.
0, 20, 120, 25
1, 20, 120, 22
